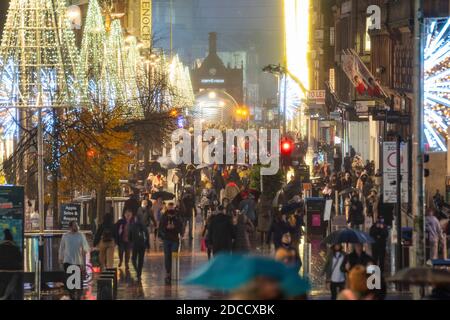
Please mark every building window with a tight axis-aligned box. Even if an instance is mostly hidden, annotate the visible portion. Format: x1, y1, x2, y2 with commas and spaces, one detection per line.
365, 17, 371, 52
330, 27, 335, 46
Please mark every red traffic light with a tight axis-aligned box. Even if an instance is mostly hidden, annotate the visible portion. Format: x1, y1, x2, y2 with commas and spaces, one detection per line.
280, 137, 294, 155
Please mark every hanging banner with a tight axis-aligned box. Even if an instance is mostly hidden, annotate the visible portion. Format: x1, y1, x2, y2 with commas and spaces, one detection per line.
141, 0, 152, 48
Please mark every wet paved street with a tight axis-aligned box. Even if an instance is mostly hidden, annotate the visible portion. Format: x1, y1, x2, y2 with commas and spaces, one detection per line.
29, 218, 409, 300
80, 218, 321, 300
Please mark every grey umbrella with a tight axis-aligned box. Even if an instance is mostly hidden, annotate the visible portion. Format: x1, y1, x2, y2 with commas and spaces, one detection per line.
387, 267, 450, 286
339, 187, 359, 196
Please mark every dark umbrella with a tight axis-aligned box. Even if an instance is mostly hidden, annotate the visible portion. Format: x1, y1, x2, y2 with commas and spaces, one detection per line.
339, 187, 359, 196
151, 191, 175, 201
322, 228, 374, 244
281, 202, 302, 214
387, 267, 450, 286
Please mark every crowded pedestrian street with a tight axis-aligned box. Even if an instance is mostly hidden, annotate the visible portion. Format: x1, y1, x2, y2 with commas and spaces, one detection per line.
0, 0, 450, 305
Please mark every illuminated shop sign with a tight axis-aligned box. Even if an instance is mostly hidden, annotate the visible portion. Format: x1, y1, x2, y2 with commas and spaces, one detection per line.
201, 79, 225, 84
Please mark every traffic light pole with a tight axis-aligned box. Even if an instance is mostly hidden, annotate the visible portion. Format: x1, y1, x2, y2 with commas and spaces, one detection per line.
412, 0, 425, 289
396, 135, 402, 273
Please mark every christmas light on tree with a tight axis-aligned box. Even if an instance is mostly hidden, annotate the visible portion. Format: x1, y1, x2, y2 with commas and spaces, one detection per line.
0, 0, 84, 109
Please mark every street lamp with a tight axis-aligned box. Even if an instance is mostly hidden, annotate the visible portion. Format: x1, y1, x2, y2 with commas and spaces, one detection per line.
263, 64, 307, 135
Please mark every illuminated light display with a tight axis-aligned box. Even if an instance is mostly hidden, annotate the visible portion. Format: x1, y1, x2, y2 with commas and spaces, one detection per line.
284, 0, 310, 93
279, 74, 303, 121
424, 18, 450, 152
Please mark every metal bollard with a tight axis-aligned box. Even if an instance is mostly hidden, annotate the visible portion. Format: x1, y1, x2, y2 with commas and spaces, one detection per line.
97, 277, 114, 300
302, 242, 311, 278
104, 269, 117, 299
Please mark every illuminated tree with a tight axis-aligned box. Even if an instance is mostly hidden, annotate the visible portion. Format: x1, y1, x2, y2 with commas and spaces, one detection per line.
0, 0, 85, 224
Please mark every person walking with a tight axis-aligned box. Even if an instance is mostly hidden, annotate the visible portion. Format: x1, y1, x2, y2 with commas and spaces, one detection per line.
207, 205, 235, 256
181, 186, 196, 240
343, 243, 374, 272
129, 214, 150, 281
232, 209, 254, 254
369, 218, 388, 272
228, 166, 241, 186
116, 209, 134, 270
348, 195, 364, 230
151, 197, 164, 239
58, 221, 90, 300
200, 182, 217, 222
159, 209, 183, 284
238, 193, 257, 226
322, 244, 346, 300
212, 167, 225, 199
275, 233, 302, 271
201, 209, 214, 260
93, 213, 117, 270
343, 153, 352, 173
426, 208, 445, 260
267, 213, 290, 250
338, 265, 375, 300
138, 199, 156, 243
172, 168, 183, 199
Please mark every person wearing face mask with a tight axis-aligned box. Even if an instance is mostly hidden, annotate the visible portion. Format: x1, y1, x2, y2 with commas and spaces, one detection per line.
275, 233, 302, 271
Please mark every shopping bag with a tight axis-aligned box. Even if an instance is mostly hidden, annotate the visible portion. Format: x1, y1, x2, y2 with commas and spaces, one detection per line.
200, 238, 207, 252
90, 249, 100, 267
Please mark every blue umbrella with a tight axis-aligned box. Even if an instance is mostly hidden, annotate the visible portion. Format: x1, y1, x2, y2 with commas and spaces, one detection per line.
183, 254, 311, 297
322, 228, 374, 244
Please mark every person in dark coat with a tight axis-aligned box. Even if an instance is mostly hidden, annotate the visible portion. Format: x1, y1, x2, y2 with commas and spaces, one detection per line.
115, 209, 134, 270
206, 205, 235, 255
369, 218, 389, 272
341, 171, 353, 190
267, 213, 290, 250
124, 193, 140, 217
212, 168, 225, 198
93, 213, 117, 270
232, 209, 254, 253
180, 187, 196, 240
348, 195, 364, 230
0, 229, 22, 299
129, 214, 150, 280
343, 243, 374, 272
159, 209, 183, 284
343, 153, 352, 173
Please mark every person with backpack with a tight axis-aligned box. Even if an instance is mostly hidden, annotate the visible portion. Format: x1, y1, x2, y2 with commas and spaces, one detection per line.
159, 209, 183, 284
93, 213, 117, 270
129, 213, 150, 281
